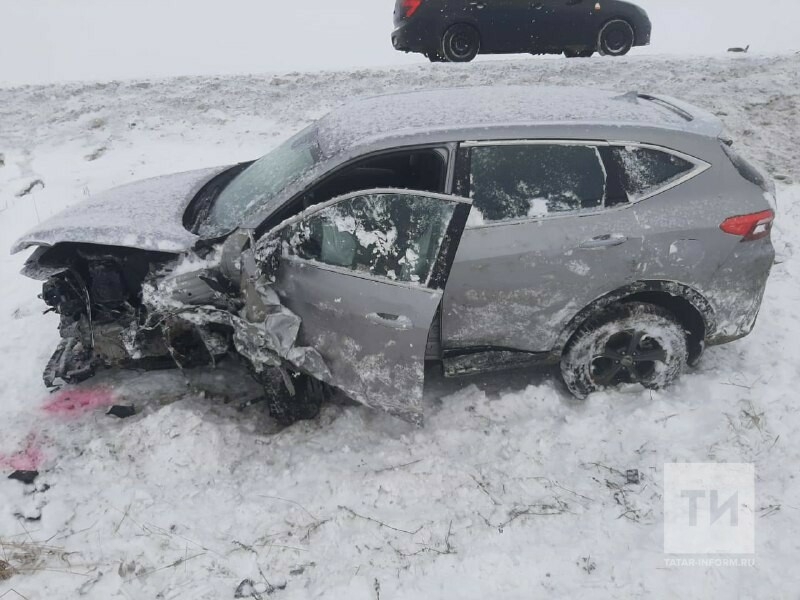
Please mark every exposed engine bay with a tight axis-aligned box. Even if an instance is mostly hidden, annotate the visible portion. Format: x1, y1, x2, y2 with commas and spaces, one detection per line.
24, 235, 332, 425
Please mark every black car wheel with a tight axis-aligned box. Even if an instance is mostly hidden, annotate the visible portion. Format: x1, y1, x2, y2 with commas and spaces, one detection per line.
598, 19, 635, 56
561, 302, 688, 398
441, 24, 481, 62
564, 48, 595, 58
258, 368, 326, 427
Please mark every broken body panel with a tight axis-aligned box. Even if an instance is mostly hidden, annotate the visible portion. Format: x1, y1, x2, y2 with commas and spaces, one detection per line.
25, 189, 470, 424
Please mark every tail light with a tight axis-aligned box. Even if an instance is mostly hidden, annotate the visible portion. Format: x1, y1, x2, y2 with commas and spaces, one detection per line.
720, 210, 775, 241
402, 0, 422, 17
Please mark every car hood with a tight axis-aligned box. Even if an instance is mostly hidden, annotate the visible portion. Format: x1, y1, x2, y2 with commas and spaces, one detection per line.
11, 166, 231, 255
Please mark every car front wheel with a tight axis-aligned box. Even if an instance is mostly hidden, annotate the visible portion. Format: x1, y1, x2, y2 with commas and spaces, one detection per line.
441, 24, 481, 62
598, 19, 635, 56
561, 302, 688, 398
258, 368, 326, 426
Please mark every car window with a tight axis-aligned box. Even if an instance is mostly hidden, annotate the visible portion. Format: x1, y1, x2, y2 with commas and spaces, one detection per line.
298, 149, 447, 208
609, 146, 695, 201
281, 192, 457, 285
468, 144, 606, 224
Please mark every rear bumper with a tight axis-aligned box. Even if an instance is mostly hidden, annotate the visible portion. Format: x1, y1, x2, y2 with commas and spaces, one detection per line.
703, 238, 775, 345
392, 19, 436, 54
633, 15, 652, 47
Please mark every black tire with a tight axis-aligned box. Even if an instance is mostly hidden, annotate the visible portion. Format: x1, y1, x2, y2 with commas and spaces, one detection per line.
564, 49, 595, 58
259, 368, 325, 427
561, 302, 688, 399
441, 24, 480, 62
598, 19, 634, 56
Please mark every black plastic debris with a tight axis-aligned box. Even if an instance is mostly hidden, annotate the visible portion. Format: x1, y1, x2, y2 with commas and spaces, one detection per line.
8, 470, 38, 484
107, 405, 137, 419
15, 178, 45, 198
235, 578, 286, 598
234, 580, 259, 599
626, 469, 640, 485
13, 508, 42, 522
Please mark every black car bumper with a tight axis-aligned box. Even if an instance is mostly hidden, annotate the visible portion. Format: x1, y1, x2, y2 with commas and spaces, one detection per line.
633, 13, 652, 46
392, 18, 437, 54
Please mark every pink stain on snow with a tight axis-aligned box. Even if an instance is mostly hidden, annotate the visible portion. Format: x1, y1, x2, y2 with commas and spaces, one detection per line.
42, 386, 116, 416
0, 434, 45, 471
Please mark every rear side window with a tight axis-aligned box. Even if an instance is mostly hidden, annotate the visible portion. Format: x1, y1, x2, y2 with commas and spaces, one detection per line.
609, 146, 695, 201
468, 144, 606, 223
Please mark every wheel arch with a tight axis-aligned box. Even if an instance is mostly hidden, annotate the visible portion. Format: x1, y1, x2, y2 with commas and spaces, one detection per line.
557, 281, 716, 363
599, 15, 635, 34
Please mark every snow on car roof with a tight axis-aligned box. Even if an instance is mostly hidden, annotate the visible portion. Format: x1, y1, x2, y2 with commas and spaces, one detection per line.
315, 85, 721, 157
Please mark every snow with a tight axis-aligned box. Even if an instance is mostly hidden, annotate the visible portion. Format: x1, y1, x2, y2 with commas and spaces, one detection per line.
1, 54, 800, 597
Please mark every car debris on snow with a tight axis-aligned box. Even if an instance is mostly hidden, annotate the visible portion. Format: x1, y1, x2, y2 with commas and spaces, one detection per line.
15, 179, 45, 198
7, 470, 39, 484
106, 404, 137, 418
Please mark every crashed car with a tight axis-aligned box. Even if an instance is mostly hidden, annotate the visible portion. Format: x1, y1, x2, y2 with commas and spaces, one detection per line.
13, 86, 775, 425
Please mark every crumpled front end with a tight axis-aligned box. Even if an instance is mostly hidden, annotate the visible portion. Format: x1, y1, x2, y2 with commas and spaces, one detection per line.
135, 246, 331, 383
27, 239, 331, 411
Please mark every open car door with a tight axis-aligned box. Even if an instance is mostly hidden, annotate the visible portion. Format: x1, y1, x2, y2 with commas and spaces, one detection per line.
264, 189, 471, 424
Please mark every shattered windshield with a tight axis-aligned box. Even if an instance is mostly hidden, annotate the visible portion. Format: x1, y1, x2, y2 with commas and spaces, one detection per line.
197, 126, 322, 237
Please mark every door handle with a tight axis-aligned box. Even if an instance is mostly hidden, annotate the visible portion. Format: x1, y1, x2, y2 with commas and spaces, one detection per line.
469, 1, 486, 8
367, 312, 413, 330
579, 234, 628, 249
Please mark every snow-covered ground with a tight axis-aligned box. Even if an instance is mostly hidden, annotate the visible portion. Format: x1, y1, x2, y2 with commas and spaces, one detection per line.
1, 54, 799, 598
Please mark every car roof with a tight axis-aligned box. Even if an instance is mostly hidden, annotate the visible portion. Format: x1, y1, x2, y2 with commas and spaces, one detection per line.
315, 85, 723, 158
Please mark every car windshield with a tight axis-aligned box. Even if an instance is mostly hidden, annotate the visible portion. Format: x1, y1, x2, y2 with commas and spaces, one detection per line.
197, 126, 322, 237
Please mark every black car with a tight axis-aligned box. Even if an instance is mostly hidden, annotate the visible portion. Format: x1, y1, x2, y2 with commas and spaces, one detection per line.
392, 0, 652, 62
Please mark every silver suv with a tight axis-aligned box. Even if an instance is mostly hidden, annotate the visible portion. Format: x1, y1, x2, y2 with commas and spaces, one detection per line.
13, 86, 776, 424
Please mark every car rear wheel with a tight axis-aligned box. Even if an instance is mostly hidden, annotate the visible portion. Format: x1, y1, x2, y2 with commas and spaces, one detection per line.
561, 302, 688, 398
598, 19, 635, 56
564, 48, 595, 58
441, 24, 480, 62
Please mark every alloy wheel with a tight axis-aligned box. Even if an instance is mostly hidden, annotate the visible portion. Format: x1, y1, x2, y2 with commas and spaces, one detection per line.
590, 329, 668, 386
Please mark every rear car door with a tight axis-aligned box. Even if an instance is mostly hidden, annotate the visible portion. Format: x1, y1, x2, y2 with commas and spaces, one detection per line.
267, 189, 470, 424
525, 0, 562, 50
442, 141, 644, 353
549, 0, 600, 48
470, 0, 530, 51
